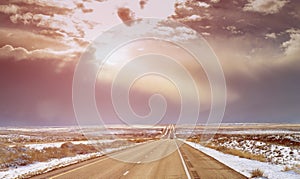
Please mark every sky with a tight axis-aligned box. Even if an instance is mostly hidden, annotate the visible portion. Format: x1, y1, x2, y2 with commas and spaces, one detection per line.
0, 0, 299, 126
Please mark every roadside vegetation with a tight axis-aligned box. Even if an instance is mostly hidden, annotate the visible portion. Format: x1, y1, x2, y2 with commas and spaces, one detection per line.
250, 168, 265, 178
0, 142, 97, 170
127, 137, 159, 143
0, 140, 140, 171
187, 132, 300, 172
0, 134, 160, 171
204, 143, 266, 162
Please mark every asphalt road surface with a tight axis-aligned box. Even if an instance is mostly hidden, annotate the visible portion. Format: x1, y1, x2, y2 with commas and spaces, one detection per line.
33, 139, 247, 179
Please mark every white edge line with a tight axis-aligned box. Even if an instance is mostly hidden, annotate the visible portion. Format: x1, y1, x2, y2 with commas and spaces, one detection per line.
182, 140, 248, 178
49, 141, 156, 179
175, 141, 192, 179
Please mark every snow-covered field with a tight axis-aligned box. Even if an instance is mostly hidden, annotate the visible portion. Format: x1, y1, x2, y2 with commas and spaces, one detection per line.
179, 124, 300, 179
24, 139, 119, 150
209, 137, 300, 166
0, 144, 134, 179
1, 124, 299, 178
184, 141, 300, 179
0, 126, 163, 179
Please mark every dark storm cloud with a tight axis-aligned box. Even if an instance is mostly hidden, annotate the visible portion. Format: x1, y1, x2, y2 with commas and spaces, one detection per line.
0, 0, 95, 47
0, 58, 76, 126
171, 0, 300, 123
0, 0, 89, 125
172, 0, 300, 40
0, 0, 299, 126
243, 0, 288, 14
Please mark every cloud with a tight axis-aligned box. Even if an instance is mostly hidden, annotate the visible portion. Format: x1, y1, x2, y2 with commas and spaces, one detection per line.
0, 45, 79, 61
196, 2, 210, 8
224, 26, 243, 35
183, 14, 203, 21
0, 0, 299, 124
243, 0, 289, 14
0, 44, 80, 74
174, 12, 212, 23
0, 28, 70, 51
211, 0, 220, 3
153, 25, 198, 42
188, 15, 202, 21
0, 0, 99, 49
281, 29, 300, 61
117, 7, 135, 25
265, 32, 277, 39
75, 2, 93, 13
0, 58, 76, 125
0, 4, 19, 14
9, 12, 83, 37
139, 0, 148, 9
9, 0, 77, 9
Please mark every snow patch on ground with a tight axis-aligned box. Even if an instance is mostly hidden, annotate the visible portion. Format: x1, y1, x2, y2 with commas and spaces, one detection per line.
0, 153, 101, 179
24, 140, 117, 150
176, 129, 300, 135
184, 141, 300, 179
218, 139, 300, 166
0, 144, 132, 179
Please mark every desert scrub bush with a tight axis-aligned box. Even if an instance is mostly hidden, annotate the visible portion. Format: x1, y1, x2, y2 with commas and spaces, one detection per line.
0, 142, 99, 170
250, 169, 265, 178
282, 166, 292, 172
61, 142, 97, 154
127, 138, 158, 143
206, 143, 267, 162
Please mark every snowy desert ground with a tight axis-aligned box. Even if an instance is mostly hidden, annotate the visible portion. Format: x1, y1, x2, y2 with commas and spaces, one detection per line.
178, 123, 300, 179
0, 124, 299, 179
0, 126, 163, 178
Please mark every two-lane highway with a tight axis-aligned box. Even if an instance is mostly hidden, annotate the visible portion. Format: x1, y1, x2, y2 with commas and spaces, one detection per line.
33, 125, 246, 179
34, 140, 246, 179
34, 139, 189, 179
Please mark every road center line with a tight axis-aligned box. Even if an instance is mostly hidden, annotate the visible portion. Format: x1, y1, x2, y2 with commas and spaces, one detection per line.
175, 141, 192, 179
49, 141, 158, 179
123, 171, 129, 176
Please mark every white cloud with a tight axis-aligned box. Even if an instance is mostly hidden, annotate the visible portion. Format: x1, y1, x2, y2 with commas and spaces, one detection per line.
0, 4, 19, 14
9, 13, 80, 36
176, 13, 212, 23
224, 26, 242, 34
154, 26, 198, 42
197, 2, 210, 8
201, 32, 210, 36
0, 45, 79, 61
282, 29, 300, 60
0, 28, 71, 52
265, 32, 276, 39
9, 0, 77, 9
10, 12, 34, 24
186, 14, 202, 21
243, 0, 288, 14
211, 0, 220, 3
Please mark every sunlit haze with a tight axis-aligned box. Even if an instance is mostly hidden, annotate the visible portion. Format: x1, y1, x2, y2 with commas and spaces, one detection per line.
0, 0, 299, 125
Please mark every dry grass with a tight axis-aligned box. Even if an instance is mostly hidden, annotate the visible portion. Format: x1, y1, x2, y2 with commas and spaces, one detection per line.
0, 142, 98, 170
206, 143, 266, 162
250, 169, 265, 178
282, 166, 293, 172
282, 165, 300, 174
188, 133, 300, 147
127, 137, 158, 143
